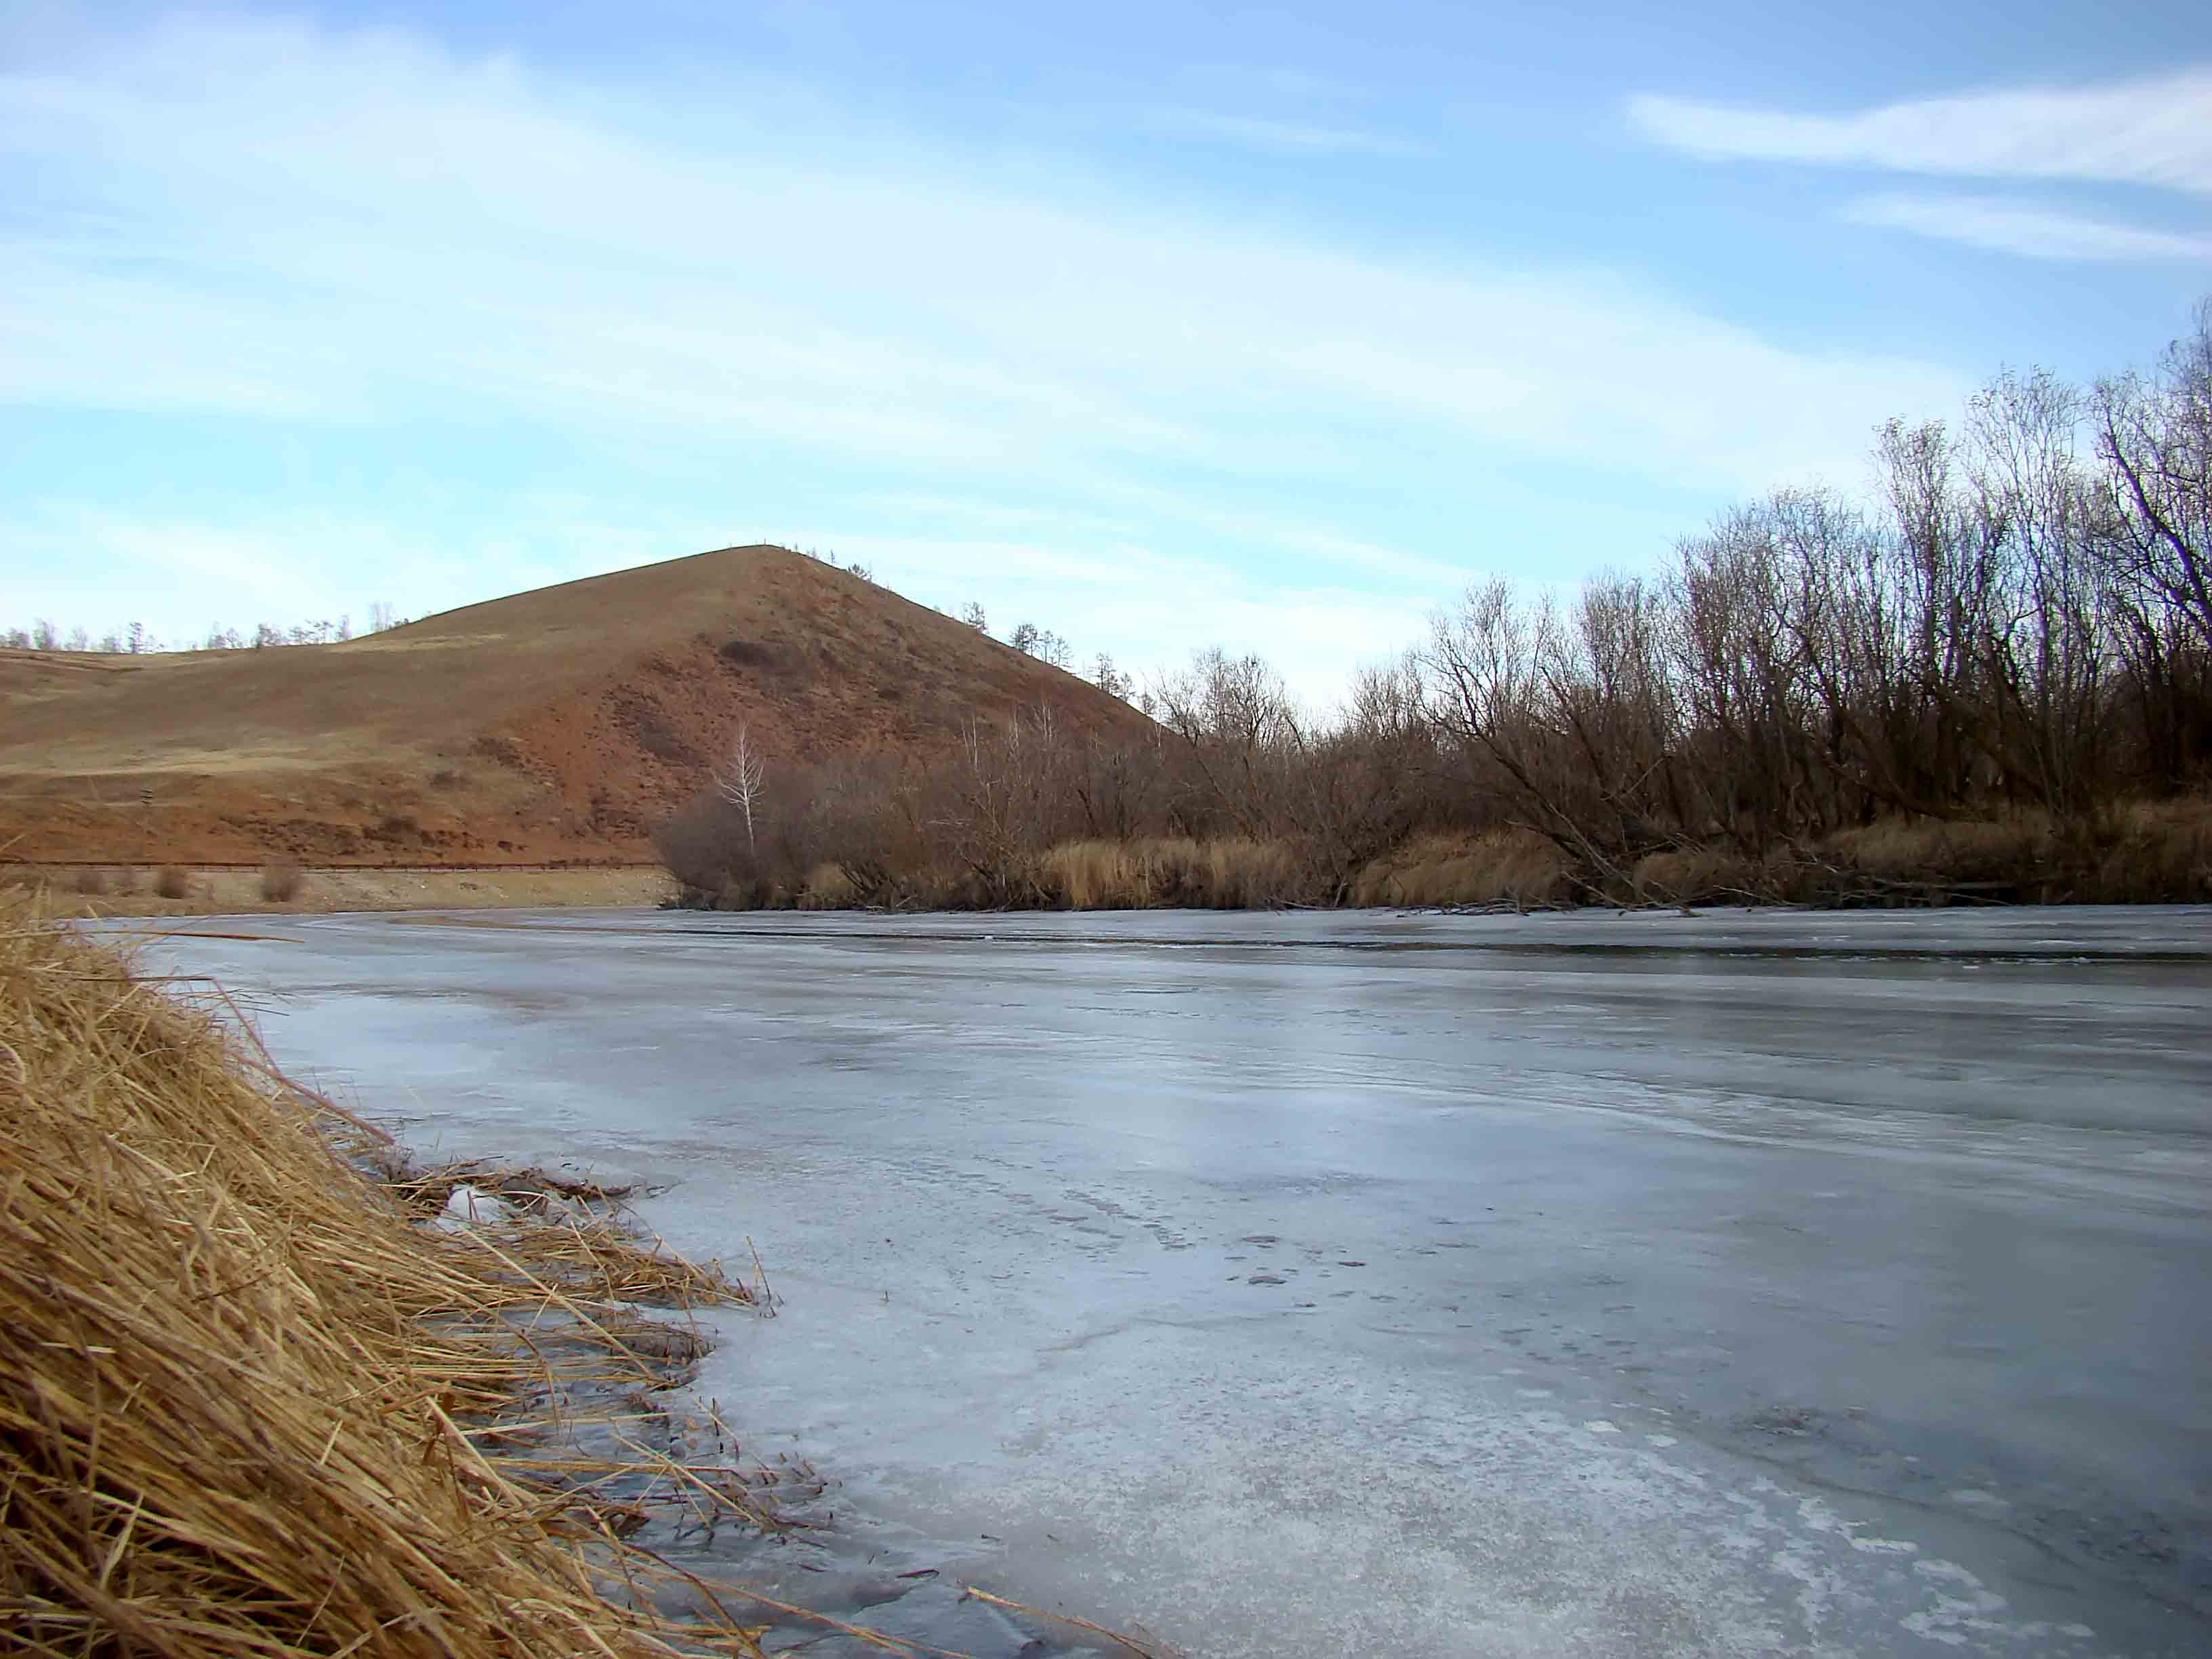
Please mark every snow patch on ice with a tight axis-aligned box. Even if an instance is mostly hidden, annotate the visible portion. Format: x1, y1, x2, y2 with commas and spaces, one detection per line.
436, 1183, 510, 1231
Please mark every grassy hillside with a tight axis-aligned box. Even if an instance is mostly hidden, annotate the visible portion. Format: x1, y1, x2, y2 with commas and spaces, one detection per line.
0, 546, 1150, 865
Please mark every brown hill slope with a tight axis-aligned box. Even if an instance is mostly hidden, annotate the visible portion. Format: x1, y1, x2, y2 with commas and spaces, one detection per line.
1, 545, 1152, 865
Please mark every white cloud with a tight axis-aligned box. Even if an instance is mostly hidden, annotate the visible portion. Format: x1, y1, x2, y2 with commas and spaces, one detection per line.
3, 508, 444, 640
1138, 108, 1434, 157
0, 13, 1965, 510
1845, 194, 2212, 262
1627, 70, 2212, 193
813, 531, 1431, 706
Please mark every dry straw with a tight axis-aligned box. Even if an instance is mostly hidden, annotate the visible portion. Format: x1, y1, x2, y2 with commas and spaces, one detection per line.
0, 895, 777, 1658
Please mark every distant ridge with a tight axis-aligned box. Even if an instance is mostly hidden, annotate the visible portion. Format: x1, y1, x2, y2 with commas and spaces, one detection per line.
0, 545, 1151, 865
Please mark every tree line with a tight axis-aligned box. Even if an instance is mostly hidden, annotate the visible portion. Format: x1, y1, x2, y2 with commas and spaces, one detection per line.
3, 603, 407, 655
663, 301, 2212, 911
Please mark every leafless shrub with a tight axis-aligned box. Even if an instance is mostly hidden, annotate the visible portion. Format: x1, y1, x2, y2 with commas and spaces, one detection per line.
258, 860, 305, 902
716, 637, 776, 666
154, 866, 192, 900
644, 298, 2212, 914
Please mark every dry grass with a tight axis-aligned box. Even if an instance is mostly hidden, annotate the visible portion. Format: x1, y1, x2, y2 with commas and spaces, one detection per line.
701, 797, 2211, 916
14, 863, 674, 919
1042, 838, 1302, 909
795, 861, 857, 909
258, 858, 305, 902
1351, 830, 1572, 909
0, 897, 787, 1658
1631, 846, 1767, 906
1825, 814, 2053, 890
152, 864, 192, 899
1623, 797, 2212, 907
1044, 841, 1155, 909
2090, 796, 2212, 901
1820, 799, 2211, 903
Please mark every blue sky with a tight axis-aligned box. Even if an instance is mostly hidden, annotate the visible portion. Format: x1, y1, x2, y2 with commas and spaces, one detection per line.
3, 2, 2207, 699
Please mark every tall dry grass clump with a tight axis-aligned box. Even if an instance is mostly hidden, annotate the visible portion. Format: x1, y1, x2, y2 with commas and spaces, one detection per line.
1041, 838, 1302, 909
1351, 830, 1572, 909
0, 901, 775, 1658
1044, 840, 1155, 909
259, 858, 306, 902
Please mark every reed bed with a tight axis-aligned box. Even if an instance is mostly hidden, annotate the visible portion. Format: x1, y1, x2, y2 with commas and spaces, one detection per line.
0, 897, 785, 1658
1040, 838, 1300, 909
1348, 830, 1572, 909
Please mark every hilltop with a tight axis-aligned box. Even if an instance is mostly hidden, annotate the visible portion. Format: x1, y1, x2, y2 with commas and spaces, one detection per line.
0, 546, 1151, 866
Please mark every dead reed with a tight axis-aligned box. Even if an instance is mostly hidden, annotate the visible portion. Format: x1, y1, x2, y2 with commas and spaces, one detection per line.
1349, 830, 1572, 909
1040, 838, 1301, 909
0, 897, 783, 1658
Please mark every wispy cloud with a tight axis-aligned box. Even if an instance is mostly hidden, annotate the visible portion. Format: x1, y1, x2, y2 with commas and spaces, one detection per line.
3, 508, 450, 634
810, 531, 1434, 706
1139, 108, 1434, 158
2, 12, 1985, 687
1846, 194, 2212, 262
1628, 70, 2212, 194
0, 14, 1964, 501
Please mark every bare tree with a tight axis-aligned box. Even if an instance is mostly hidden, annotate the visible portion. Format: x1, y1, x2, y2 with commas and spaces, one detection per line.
714, 726, 768, 855
2096, 298, 2212, 649
960, 602, 990, 634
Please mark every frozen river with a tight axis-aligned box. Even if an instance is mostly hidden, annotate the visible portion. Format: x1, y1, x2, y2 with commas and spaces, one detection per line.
132, 905, 2211, 1657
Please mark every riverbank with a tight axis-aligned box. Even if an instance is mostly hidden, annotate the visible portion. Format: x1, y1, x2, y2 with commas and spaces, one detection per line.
666, 800, 2212, 912
0, 905, 1122, 1657
3, 861, 672, 918
0, 901, 776, 1654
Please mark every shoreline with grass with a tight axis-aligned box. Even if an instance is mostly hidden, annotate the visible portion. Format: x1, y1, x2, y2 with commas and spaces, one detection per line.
663, 802, 2212, 914
5, 862, 673, 918
0, 901, 1128, 1657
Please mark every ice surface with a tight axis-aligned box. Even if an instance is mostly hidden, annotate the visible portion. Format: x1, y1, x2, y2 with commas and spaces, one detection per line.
124, 905, 2212, 1656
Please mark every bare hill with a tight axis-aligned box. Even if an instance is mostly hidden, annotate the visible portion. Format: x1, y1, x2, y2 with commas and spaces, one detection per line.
1, 545, 1152, 865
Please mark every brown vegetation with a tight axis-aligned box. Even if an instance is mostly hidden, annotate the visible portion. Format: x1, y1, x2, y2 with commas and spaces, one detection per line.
0, 901, 785, 1656
1349, 831, 1574, 909
0, 545, 1147, 868
662, 307, 2212, 913
259, 857, 306, 901
13, 863, 673, 918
